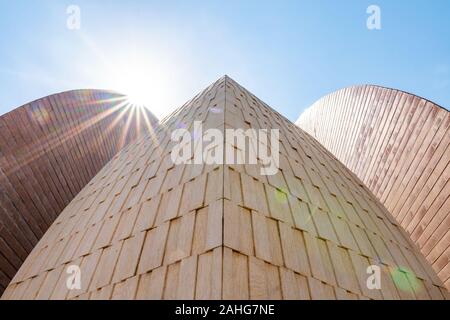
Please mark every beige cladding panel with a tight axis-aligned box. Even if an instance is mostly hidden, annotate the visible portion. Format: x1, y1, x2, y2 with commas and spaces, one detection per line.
297, 86, 450, 289
2, 78, 448, 300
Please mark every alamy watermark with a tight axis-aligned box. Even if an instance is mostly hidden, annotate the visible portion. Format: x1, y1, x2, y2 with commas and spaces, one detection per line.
66, 5, 81, 30
170, 121, 280, 175
66, 265, 81, 290
366, 265, 381, 290
367, 5, 381, 30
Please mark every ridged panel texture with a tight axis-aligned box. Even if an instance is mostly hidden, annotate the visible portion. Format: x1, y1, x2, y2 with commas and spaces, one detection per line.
2, 78, 447, 300
0, 90, 157, 292
297, 85, 450, 289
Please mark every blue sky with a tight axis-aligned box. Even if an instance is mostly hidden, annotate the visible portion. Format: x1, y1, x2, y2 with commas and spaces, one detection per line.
0, 0, 449, 120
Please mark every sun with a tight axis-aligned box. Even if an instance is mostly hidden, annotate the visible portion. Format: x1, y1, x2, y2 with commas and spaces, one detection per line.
105, 56, 173, 118
125, 88, 154, 110
118, 71, 155, 110
76, 32, 184, 119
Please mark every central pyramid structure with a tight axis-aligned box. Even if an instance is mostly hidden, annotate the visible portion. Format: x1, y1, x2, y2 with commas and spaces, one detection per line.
2, 76, 447, 300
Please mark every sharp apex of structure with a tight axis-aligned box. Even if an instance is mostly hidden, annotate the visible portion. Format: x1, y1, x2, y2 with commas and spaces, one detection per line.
2, 76, 447, 300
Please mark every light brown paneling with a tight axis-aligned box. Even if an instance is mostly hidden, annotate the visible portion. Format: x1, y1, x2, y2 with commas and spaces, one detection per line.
297, 85, 450, 289
0, 90, 157, 292
2, 78, 447, 300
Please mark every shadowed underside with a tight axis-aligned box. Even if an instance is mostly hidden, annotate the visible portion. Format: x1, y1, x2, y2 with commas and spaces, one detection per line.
2, 77, 447, 300
0, 90, 157, 293
297, 86, 450, 289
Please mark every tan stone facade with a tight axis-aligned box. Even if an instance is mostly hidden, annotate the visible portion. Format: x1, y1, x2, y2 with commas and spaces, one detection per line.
2, 77, 447, 299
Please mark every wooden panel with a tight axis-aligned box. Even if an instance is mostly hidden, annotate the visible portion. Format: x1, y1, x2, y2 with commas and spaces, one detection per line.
297, 85, 450, 289
0, 89, 157, 292
2, 77, 446, 299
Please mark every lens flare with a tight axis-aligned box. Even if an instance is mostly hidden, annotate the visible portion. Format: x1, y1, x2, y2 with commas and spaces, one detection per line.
390, 267, 421, 293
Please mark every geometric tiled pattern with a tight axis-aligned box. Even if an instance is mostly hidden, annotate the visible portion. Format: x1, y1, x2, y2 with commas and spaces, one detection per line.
0, 90, 157, 293
297, 85, 450, 289
2, 78, 448, 299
